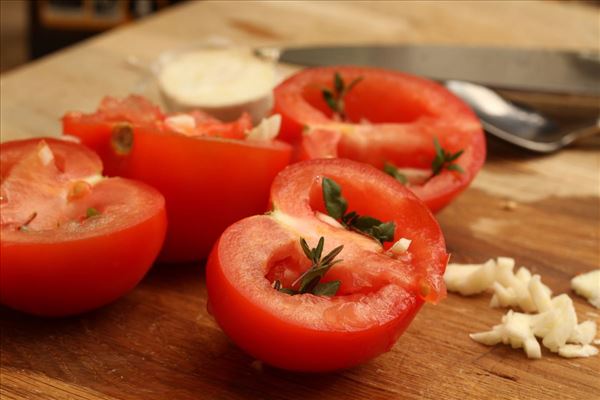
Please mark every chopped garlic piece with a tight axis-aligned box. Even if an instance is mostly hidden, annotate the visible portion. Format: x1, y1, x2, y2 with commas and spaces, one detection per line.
470, 311, 541, 359
390, 238, 411, 254
568, 320, 597, 345
444, 259, 496, 295
540, 294, 578, 352
558, 344, 599, 358
492, 258, 537, 312
38, 142, 54, 166
246, 114, 281, 142
571, 269, 600, 308
528, 275, 553, 313
446, 257, 551, 313
165, 114, 196, 134
451, 256, 599, 360
515, 266, 532, 284
489, 282, 516, 308
59, 135, 81, 143
81, 174, 104, 186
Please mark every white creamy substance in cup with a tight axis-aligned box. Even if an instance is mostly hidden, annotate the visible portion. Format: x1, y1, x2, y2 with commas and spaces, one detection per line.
157, 48, 276, 123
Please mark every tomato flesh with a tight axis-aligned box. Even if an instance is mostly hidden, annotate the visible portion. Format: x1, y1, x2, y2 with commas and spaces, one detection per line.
63, 96, 292, 261
206, 159, 448, 371
273, 66, 486, 212
0, 138, 167, 316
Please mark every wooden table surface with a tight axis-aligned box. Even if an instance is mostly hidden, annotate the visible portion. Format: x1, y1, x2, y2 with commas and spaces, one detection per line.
1, 1, 599, 399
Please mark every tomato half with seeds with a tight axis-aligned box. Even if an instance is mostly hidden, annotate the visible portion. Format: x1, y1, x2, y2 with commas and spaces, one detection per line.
206, 158, 448, 371
0, 138, 166, 316
273, 66, 486, 212
63, 96, 292, 262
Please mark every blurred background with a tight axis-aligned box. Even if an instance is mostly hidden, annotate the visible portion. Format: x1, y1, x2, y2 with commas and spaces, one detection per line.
0, 0, 184, 73
1, 0, 599, 74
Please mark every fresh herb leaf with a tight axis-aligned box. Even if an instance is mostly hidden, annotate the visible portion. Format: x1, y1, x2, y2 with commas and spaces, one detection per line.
446, 164, 464, 173
322, 177, 347, 220
320, 243, 344, 266
273, 280, 298, 295
322, 89, 338, 113
314, 236, 325, 263
323, 177, 396, 244
431, 137, 464, 177
334, 72, 344, 93
276, 237, 344, 297
313, 280, 341, 296
300, 237, 313, 260
321, 72, 363, 121
346, 77, 363, 93
86, 207, 101, 218
350, 216, 396, 243
383, 162, 408, 184
447, 149, 464, 162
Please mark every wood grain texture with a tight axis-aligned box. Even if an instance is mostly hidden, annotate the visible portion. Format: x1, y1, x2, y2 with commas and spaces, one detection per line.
1, 1, 599, 399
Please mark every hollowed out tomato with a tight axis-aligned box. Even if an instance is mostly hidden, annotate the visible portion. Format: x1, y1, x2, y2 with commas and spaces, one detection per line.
206, 158, 448, 371
273, 66, 486, 212
63, 96, 292, 261
0, 138, 166, 316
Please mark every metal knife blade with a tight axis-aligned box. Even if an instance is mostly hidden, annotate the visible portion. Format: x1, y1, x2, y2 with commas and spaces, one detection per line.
277, 45, 600, 96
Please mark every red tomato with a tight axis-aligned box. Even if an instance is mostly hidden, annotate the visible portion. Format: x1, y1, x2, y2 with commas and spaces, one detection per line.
63, 96, 292, 261
206, 158, 448, 371
0, 138, 166, 316
273, 66, 486, 212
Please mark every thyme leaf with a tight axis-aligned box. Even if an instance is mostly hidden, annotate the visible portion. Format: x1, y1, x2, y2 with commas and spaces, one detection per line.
322, 177, 396, 244
431, 138, 464, 177
86, 207, 101, 218
321, 72, 363, 121
313, 281, 341, 296
275, 237, 343, 297
383, 162, 408, 184
322, 177, 347, 220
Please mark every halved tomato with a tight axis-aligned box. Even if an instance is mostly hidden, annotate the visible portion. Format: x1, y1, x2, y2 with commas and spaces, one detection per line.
63, 96, 292, 262
0, 138, 166, 316
273, 66, 486, 212
206, 158, 448, 371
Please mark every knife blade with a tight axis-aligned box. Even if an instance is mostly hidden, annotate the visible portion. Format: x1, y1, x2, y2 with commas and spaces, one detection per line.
277, 45, 600, 96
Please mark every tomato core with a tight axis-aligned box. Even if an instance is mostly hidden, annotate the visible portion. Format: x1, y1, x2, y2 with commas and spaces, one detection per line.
111, 123, 134, 155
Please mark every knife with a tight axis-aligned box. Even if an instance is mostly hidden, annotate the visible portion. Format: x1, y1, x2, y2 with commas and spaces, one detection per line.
276, 45, 600, 96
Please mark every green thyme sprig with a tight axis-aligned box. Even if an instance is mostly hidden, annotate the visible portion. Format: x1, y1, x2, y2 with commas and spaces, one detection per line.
322, 72, 363, 121
274, 237, 343, 297
86, 207, 101, 218
383, 162, 408, 185
431, 138, 464, 177
322, 177, 395, 244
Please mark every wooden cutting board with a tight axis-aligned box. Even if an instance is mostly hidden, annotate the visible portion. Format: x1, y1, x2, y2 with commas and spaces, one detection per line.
1, 2, 599, 399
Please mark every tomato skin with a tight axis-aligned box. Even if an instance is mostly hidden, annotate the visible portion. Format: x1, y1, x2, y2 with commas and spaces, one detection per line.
0, 204, 166, 316
63, 97, 292, 261
207, 222, 423, 371
273, 66, 486, 213
122, 129, 292, 261
0, 139, 167, 317
207, 159, 447, 371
